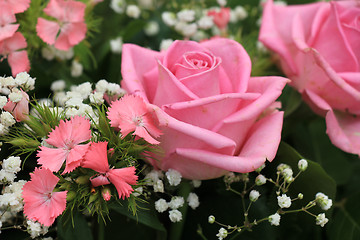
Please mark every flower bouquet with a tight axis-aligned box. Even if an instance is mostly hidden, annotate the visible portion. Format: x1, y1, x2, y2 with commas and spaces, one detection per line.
0, 0, 358, 239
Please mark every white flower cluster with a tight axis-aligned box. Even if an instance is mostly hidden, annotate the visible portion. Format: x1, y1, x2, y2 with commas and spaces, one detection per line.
161, 3, 248, 40
0, 156, 22, 183
0, 179, 27, 232
277, 164, 294, 183
49, 79, 126, 125
26, 220, 49, 239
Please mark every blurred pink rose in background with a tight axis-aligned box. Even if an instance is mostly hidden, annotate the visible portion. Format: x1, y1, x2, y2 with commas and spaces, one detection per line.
259, 0, 360, 156
121, 38, 288, 180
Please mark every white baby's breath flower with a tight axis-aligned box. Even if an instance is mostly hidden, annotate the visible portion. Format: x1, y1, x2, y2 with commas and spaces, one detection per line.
277, 194, 291, 208
41, 47, 56, 61
0, 96, 8, 109
268, 213, 281, 226
0, 123, 9, 135
166, 169, 182, 186
2, 156, 21, 173
110, 37, 123, 54
315, 193, 333, 211
51, 80, 66, 92
249, 190, 260, 202
155, 199, 168, 213
95, 79, 109, 93
153, 179, 164, 193
8, 91, 23, 103
110, 0, 126, 13
169, 209, 182, 222
197, 16, 214, 30
187, 192, 200, 210
255, 174, 266, 186
144, 21, 160, 36
177, 9, 195, 22
168, 196, 184, 209
89, 92, 104, 105
0, 111, 16, 127
160, 39, 174, 51
71, 60, 83, 77
0, 169, 16, 183
217, 0, 227, 7
126, 5, 141, 19
145, 170, 163, 184
162, 12, 177, 26
298, 159, 308, 171
316, 213, 328, 227
216, 227, 228, 240
208, 215, 215, 224
192, 180, 201, 188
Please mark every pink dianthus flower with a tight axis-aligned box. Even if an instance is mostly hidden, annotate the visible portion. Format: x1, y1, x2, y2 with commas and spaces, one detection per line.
36, 0, 87, 51
22, 167, 67, 227
107, 94, 162, 144
81, 141, 138, 200
37, 116, 91, 174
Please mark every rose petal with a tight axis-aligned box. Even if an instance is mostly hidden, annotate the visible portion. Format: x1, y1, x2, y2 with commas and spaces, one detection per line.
201, 38, 251, 93
121, 44, 164, 102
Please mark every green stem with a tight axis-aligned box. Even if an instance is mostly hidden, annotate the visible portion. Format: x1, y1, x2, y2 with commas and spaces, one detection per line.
97, 218, 105, 240
169, 181, 192, 240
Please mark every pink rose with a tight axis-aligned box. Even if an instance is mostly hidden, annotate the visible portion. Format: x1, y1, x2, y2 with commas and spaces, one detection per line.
121, 38, 288, 180
259, 0, 360, 156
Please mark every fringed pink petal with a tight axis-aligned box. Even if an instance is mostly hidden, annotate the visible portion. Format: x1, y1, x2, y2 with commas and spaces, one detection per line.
37, 147, 68, 173
107, 167, 138, 200
82, 142, 110, 173
36, 18, 60, 45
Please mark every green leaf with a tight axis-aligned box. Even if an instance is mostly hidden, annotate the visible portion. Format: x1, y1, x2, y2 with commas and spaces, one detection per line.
109, 201, 167, 234
282, 87, 302, 118
328, 193, 360, 240
57, 212, 93, 240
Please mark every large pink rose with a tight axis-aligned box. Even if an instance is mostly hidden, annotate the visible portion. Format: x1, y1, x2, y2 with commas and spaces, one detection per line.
259, 0, 360, 156
121, 38, 288, 180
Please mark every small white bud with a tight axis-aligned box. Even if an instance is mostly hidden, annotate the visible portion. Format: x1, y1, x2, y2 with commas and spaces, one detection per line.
208, 215, 215, 224
298, 159, 308, 171
268, 213, 281, 226
255, 174, 266, 186
316, 213, 328, 227
249, 190, 260, 202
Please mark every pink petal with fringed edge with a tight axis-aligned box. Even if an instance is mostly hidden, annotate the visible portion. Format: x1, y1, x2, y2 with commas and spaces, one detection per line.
36, 18, 60, 45
0, 24, 19, 42
3, 32, 27, 52
82, 142, 109, 173
37, 147, 68, 173
43, 0, 65, 21
0, 2, 16, 25
107, 167, 138, 199
46, 116, 91, 148
22, 168, 67, 226
63, 143, 89, 174
63, 0, 86, 22
7, 0, 30, 13
8, 50, 30, 77
133, 127, 160, 144
201, 38, 251, 93
90, 175, 110, 187
54, 22, 87, 51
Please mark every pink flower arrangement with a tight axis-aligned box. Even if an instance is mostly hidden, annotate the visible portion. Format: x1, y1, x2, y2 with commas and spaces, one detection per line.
0, 1, 30, 76
22, 167, 67, 226
259, 0, 360, 156
36, 0, 87, 51
107, 94, 162, 144
121, 38, 288, 180
37, 116, 91, 173
81, 141, 138, 200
